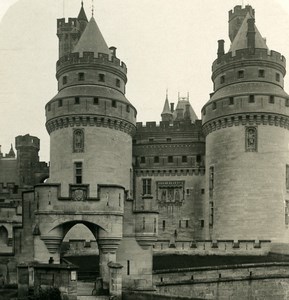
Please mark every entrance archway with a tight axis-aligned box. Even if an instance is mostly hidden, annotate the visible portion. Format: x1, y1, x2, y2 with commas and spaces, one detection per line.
60, 223, 100, 282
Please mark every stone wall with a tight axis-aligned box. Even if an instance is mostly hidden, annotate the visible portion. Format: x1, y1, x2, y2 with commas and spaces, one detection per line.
154, 263, 289, 299
205, 125, 289, 242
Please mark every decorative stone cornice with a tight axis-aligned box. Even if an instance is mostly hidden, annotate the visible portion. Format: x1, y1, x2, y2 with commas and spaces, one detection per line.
98, 237, 121, 253
202, 112, 289, 136
135, 168, 205, 177
46, 115, 136, 136
41, 236, 63, 253
134, 143, 204, 149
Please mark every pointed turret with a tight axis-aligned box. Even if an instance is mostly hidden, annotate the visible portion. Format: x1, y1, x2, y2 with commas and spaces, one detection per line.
73, 17, 111, 57
161, 91, 173, 122
78, 1, 88, 34
57, 2, 89, 58
7, 144, 15, 158
78, 1, 88, 22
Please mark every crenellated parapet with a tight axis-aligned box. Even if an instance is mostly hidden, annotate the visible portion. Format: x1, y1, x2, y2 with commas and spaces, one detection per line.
213, 48, 286, 74
16, 135, 40, 151
57, 17, 79, 31
33, 183, 126, 212
136, 120, 202, 131
56, 51, 127, 76
202, 92, 289, 127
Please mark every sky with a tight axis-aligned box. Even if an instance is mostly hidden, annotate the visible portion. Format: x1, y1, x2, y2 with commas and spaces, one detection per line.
0, 0, 289, 162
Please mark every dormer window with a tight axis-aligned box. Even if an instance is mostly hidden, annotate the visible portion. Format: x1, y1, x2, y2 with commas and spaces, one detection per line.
78, 73, 85, 81
258, 69, 265, 78
212, 102, 217, 110
116, 79, 121, 87
75, 97, 80, 104
220, 75, 225, 84
229, 97, 234, 105
238, 70, 244, 79
112, 100, 116, 108
58, 99, 63, 107
99, 74, 105, 82
126, 105, 130, 113
93, 97, 99, 105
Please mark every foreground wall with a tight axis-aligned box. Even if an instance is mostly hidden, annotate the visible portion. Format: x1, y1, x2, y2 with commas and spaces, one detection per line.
154, 263, 289, 299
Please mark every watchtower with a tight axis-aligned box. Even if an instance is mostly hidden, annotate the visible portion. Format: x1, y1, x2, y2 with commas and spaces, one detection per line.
28, 3, 157, 293
228, 5, 255, 42
15, 134, 40, 186
202, 6, 289, 243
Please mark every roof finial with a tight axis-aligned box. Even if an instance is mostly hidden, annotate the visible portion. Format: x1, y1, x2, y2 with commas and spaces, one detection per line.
92, 0, 94, 17
81, 0, 84, 7
166, 88, 168, 100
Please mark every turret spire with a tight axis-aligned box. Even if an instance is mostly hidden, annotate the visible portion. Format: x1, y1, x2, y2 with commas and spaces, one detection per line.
78, 1, 88, 22
161, 90, 173, 122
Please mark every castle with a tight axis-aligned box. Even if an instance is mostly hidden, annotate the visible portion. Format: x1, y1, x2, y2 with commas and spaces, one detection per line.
1, 2, 289, 299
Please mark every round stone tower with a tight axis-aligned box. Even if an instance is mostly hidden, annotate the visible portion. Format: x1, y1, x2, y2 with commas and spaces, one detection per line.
202, 6, 289, 242
45, 5, 136, 196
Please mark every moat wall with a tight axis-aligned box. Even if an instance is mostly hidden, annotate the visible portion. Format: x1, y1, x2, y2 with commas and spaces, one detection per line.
154, 263, 289, 299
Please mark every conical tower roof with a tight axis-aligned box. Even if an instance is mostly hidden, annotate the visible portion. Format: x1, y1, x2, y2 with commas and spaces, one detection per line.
161, 94, 172, 115
7, 144, 15, 158
78, 2, 88, 22
229, 12, 268, 53
73, 17, 111, 57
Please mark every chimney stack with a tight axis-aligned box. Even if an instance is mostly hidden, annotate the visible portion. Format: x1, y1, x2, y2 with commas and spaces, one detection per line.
247, 18, 256, 52
217, 40, 225, 58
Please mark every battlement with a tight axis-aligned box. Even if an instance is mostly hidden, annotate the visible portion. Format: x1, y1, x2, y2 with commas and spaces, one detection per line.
57, 18, 78, 30
56, 51, 127, 74
15, 134, 40, 150
213, 48, 286, 74
136, 120, 202, 132
229, 5, 255, 19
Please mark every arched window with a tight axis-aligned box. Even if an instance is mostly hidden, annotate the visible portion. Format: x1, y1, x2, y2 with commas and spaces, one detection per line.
0, 226, 8, 245
73, 129, 84, 153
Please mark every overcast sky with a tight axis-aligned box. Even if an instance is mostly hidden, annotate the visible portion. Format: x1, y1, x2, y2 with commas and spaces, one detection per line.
1, 0, 289, 162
